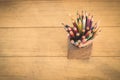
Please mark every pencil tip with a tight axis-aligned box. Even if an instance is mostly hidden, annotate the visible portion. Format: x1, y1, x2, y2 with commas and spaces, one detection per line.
61, 23, 64, 25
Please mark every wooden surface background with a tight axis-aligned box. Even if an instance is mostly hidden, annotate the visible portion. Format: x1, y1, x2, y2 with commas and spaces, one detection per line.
0, 0, 120, 80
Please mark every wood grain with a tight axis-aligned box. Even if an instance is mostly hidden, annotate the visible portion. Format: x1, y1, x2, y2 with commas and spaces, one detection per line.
0, 0, 120, 27
0, 57, 120, 80
0, 28, 67, 56
0, 0, 120, 80
0, 27, 119, 57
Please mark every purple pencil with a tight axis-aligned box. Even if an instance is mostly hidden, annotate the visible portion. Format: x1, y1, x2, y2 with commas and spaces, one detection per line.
90, 15, 93, 29
86, 14, 91, 28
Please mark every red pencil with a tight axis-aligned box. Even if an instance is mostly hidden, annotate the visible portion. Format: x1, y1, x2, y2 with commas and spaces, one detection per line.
69, 31, 75, 38
85, 30, 91, 37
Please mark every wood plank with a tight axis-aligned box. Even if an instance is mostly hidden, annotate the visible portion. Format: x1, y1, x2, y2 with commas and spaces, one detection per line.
0, 15, 119, 27
0, 1, 120, 27
0, 27, 119, 57
0, 57, 120, 80
63, 1, 120, 7
0, 28, 67, 56
0, 57, 34, 80
0, 8, 120, 17
92, 27, 120, 56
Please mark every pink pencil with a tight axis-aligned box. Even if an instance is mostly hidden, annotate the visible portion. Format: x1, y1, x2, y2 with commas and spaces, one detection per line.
79, 40, 93, 48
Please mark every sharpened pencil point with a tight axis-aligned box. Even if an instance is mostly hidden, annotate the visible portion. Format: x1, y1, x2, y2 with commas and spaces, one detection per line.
62, 11, 101, 48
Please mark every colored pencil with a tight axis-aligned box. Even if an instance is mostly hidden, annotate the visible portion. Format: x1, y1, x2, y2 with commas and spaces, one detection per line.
82, 14, 86, 30
62, 11, 101, 48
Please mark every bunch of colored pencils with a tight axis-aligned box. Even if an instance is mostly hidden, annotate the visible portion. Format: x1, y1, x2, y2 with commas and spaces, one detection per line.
62, 11, 101, 48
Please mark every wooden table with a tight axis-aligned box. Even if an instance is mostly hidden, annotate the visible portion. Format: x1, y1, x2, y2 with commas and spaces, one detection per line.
0, 0, 120, 80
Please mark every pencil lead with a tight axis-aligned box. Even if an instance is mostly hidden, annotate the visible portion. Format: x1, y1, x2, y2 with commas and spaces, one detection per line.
61, 23, 65, 26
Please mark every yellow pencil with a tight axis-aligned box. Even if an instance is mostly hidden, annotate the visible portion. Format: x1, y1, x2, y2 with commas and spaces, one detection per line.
77, 19, 82, 33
